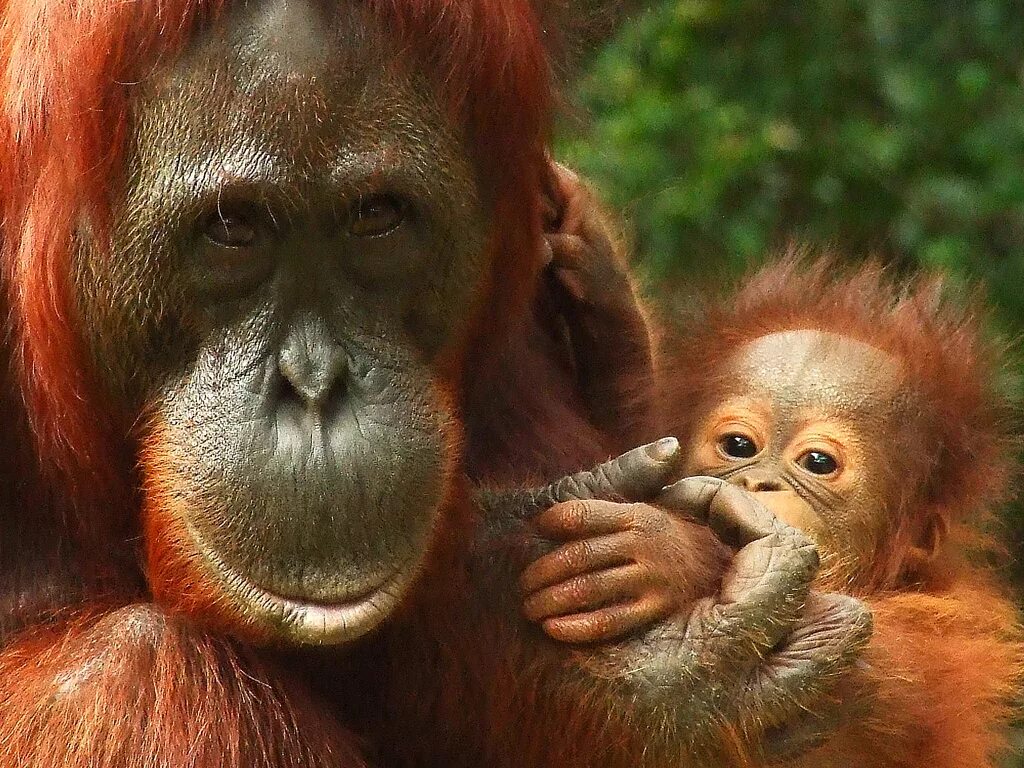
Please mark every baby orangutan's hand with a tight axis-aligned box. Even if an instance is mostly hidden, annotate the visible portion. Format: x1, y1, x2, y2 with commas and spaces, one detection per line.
521, 500, 695, 644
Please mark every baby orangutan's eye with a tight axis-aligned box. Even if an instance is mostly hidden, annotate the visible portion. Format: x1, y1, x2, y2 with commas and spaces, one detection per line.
798, 451, 839, 476
719, 434, 759, 460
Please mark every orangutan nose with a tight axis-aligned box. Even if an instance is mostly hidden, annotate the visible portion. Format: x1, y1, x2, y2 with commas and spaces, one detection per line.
277, 317, 348, 410
731, 468, 785, 493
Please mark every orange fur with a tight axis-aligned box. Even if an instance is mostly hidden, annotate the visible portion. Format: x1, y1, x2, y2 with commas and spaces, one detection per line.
663, 251, 1014, 591
0, 2, 557, 764
0, 606, 366, 768
767, 581, 1024, 768
658, 253, 1024, 766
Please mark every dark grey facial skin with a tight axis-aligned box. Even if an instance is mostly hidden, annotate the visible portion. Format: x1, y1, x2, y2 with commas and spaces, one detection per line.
73, 0, 490, 645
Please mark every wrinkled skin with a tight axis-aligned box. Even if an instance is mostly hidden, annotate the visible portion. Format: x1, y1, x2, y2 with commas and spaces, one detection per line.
73, 0, 486, 645
345, 442, 871, 768
531, 174, 1021, 766
683, 330, 923, 583
513, 470, 871, 758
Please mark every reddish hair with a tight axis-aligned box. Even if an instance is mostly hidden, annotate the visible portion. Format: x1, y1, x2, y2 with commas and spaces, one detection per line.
663, 250, 1015, 589
0, 0, 553, 541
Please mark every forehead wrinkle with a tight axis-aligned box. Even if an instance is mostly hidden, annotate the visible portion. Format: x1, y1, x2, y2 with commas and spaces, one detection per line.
180, 0, 379, 95
729, 329, 907, 422
128, 20, 459, 225
142, 145, 290, 216
137, 2, 416, 164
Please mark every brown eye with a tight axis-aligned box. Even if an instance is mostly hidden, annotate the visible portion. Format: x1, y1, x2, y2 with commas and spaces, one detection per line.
719, 434, 759, 459
204, 212, 258, 249
798, 451, 839, 476
348, 194, 407, 238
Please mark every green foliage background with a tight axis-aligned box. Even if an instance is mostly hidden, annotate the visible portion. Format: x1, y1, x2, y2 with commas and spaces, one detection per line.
558, 1, 1024, 759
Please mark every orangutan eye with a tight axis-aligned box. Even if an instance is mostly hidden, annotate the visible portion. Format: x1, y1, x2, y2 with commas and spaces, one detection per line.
798, 451, 839, 476
197, 206, 276, 292
719, 434, 759, 460
348, 194, 407, 238
203, 212, 259, 249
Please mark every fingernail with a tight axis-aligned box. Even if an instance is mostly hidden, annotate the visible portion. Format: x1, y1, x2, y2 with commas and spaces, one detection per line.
646, 437, 678, 461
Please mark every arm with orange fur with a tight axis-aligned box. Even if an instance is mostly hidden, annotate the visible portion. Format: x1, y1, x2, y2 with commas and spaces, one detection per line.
0, 605, 368, 768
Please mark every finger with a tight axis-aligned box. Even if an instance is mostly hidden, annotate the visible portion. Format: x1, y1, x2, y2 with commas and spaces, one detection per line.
550, 161, 582, 189
530, 438, 681, 511
657, 477, 804, 549
658, 477, 820, 629
540, 235, 555, 269
532, 500, 645, 540
542, 592, 674, 645
655, 476, 725, 525
546, 233, 587, 272
541, 194, 562, 231
540, 158, 572, 230
745, 593, 873, 717
549, 163, 587, 230
684, 525, 820, 651
708, 483, 797, 548
708, 487, 820, 611
520, 530, 637, 593
717, 527, 819, 608
775, 593, 873, 669
522, 563, 648, 622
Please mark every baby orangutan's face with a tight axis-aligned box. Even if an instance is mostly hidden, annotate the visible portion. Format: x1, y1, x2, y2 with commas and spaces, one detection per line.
684, 329, 915, 584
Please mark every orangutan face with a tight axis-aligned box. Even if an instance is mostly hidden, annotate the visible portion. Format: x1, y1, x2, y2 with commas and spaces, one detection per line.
684, 329, 918, 582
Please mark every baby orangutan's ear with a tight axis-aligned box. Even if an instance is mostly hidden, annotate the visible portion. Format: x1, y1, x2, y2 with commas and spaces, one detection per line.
901, 512, 950, 582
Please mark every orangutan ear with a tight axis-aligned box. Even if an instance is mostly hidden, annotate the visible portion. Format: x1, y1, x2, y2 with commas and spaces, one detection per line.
536, 0, 647, 76
902, 512, 950, 579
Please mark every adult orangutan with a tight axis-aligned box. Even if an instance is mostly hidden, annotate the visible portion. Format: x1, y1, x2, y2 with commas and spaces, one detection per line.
530, 179, 1023, 766
0, 1, 870, 766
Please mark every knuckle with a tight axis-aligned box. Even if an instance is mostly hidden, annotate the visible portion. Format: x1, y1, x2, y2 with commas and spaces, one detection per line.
561, 540, 593, 571
685, 475, 724, 505
523, 597, 545, 621
612, 530, 641, 560
587, 610, 614, 638
557, 500, 590, 533
559, 473, 591, 501
540, 500, 578, 532
589, 463, 618, 496
634, 504, 668, 536
566, 576, 593, 604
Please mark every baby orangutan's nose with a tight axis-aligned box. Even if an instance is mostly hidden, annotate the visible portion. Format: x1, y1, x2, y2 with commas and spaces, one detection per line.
732, 468, 785, 493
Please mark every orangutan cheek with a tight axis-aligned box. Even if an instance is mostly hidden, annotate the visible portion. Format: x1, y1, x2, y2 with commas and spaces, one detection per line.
817, 487, 893, 581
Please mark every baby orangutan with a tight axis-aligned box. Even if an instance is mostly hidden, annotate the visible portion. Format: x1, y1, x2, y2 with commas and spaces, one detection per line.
678, 318, 952, 591
532, 167, 1023, 766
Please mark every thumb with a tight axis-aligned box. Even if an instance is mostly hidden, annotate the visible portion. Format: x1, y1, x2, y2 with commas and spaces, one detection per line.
528, 437, 681, 512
